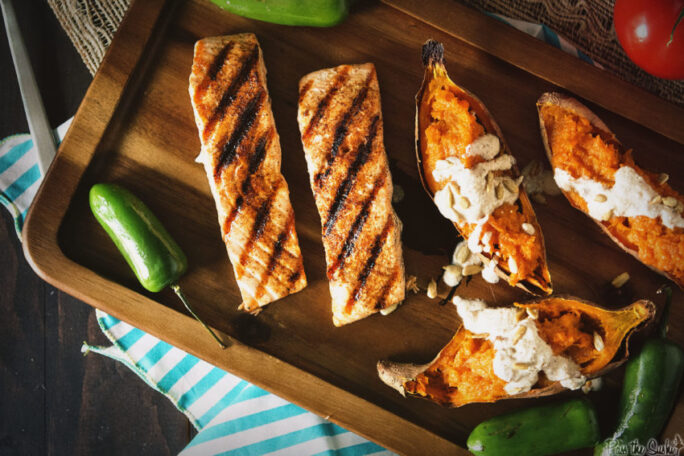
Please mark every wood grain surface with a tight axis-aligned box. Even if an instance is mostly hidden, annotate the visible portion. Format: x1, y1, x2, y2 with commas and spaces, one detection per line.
0, 0, 191, 453
21, 0, 684, 454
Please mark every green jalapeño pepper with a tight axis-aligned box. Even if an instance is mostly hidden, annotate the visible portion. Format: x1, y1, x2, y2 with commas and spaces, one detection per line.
596, 287, 684, 455
90, 183, 225, 348
467, 397, 600, 456
208, 0, 351, 27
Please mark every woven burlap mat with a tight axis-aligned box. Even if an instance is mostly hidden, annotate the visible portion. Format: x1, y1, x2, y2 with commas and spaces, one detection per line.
49, 0, 682, 105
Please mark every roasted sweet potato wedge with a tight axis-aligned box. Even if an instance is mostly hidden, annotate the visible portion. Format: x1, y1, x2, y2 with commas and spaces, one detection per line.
416, 40, 552, 295
537, 93, 684, 289
378, 296, 654, 407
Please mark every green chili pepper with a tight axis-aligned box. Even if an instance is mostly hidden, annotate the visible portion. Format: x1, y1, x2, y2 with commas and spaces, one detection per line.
467, 397, 600, 456
595, 287, 684, 455
90, 183, 226, 348
208, 0, 351, 27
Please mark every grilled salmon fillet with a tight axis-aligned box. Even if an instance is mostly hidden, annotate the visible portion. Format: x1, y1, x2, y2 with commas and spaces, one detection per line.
189, 34, 306, 312
297, 63, 405, 326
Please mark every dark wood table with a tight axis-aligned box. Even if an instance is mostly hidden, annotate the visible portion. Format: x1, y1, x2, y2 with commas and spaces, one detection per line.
0, 1, 191, 453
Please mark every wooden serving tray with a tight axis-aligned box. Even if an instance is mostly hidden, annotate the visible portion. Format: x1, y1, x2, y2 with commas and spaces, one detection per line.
24, 0, 684, 453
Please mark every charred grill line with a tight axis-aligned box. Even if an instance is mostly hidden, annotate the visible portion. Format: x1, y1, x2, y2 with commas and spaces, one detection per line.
208, 42, 233, 80
374, 267, 401, 310
214, 92, 264, 178
302, 67, 351, 140
202, 45, 260, 141
223, 195, 244, 236
254, 213, 293, 300
327, 173, 386, 278
237, 196, 274, 272
323, 115, 380, 236
193, 42, 235, 101
240, 130, 271, 195
288, 268, 302, 286
252, 198, 271, 242
345, 216, 393, 312
313, 70, 375, 186
298, 80, 313, 106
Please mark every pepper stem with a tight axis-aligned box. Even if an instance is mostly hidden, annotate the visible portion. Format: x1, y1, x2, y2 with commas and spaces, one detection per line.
668, 8, 684, 47
171, 284, 227, 349
657, 285, 673, 339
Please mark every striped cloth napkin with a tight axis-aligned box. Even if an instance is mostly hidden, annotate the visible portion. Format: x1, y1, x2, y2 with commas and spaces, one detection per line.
1, 15, 599, 455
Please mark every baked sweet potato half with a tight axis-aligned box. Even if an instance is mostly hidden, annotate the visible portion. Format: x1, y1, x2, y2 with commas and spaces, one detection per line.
378, 296, 654, 407
416, 40, 552, 296
537, 93, 684, 289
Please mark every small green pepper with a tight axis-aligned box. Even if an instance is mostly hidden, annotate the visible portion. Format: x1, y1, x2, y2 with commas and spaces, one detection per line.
595, 287, 684, 455
208, 0, 351, 27
90, 183, 225, 348
467, 397, 600, 456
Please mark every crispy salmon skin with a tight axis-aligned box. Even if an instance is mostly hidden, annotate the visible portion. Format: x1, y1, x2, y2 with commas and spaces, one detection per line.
189, 33, 307, 312
297, 63, 405, 326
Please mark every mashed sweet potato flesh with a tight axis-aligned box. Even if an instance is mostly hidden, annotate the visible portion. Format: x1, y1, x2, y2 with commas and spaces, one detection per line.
420, 77, 546, 286
404, 305, 600, 407
540, 104, 684, 285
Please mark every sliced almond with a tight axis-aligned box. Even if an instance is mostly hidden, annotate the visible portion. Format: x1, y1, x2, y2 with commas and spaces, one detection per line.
495, 183, 504, 200
515, 309, 527, 322
486, 172, 494, 193
502, 177, 518, 194
662, 196, 678, 207
599, 209, 613, 221
512, 325, 527, 345
470, 333, 489, 339
611, 272, 630, 288
521, 223, 535, 235
426, 278, 437, 299
454, 243, 470, 264
649, 195, 662, 205
463, 264, 483, 276
593, 332, 605, 352
458, 196, 471, 210
513, 362, 531, 370
658, 173, 669, 185
594, 194, 607, 203
526, 308, 539, 320
508, 257, 518, 274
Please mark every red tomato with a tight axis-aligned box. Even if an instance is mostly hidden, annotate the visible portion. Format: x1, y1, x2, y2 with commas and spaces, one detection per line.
614, 0, 684, 79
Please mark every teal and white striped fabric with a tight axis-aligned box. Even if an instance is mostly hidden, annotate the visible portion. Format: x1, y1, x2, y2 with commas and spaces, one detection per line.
1, 15, 600, 455
86, 310, 390, 456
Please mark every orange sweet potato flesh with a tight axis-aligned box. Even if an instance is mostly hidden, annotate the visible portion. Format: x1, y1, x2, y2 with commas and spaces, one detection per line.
539, 101, 684, 288
416, 46, 551, 294
398, 297, 654, 407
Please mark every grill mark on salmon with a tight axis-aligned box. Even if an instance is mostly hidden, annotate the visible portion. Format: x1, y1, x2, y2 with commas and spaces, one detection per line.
374, 266, 401, 310
313, 70, 374, 186
222, 195, 243, 236
202, 45, 260, 142
193, 42, 235, 102
345, 216, 394, 313
237, 195, 273, 276
323, 115, 380, 236
327, 173, 385, 278
214, 92, 264, 178
190, 34, 307, 312
298, 80, 314, 106
240, 130, 272, 194
302, 66, 351, 141
254, 212, 294, 300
